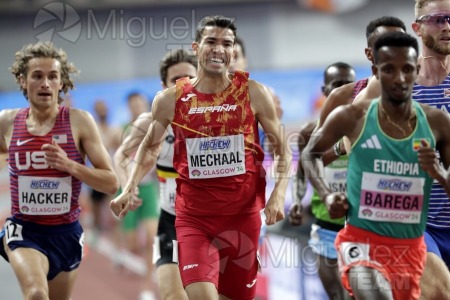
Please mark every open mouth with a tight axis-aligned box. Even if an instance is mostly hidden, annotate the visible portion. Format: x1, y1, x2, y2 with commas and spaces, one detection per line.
209, 57, 224, 64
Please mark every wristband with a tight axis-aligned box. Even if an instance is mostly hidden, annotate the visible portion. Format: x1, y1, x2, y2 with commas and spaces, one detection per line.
333, 141, 344, 156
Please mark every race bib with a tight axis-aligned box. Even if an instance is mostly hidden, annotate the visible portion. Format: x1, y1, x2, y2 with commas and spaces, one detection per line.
186, 134, 246, 179
358, 172, 424, 224
324, 167, 347, 193
339, 241, 370, 266
4, 220, 23, 244
18, 176, 72, 215
160, 177, 176, 215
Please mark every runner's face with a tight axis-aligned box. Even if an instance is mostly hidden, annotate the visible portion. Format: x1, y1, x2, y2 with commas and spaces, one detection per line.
374, 46, 419, 104
163, 62, 197, 89
21, 58, 63, 108
322, 67, 356, 97
414, 2, 450, 55
193, 26, 235, 75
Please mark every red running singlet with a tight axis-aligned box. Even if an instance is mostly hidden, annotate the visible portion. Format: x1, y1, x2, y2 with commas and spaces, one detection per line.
9, 106, 84, 225
172, 71, 266, 216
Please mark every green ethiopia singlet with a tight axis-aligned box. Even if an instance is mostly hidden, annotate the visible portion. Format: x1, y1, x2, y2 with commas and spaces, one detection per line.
311, 156, 347, 226
347, 99, 435, 239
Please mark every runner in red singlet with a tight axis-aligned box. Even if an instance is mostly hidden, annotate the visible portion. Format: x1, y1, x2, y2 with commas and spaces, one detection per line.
111, 15, 291, 300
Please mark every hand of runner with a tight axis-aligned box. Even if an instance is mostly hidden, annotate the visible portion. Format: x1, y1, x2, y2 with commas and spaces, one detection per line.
324, 192, 348, 219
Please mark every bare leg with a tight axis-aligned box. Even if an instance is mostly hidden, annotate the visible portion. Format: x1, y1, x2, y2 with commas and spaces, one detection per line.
5, 237, 50, 300
156, 264, 188, 300
316, 255, 352, 300
348, 266, 393, 300
185, 282, 218, 300
48, 270, 78, 300
420, 253, 450, 300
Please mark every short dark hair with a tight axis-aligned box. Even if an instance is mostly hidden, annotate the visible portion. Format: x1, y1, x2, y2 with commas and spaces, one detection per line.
195, 15, 237, 42
366, 16, 406, 44
234, 36, 246, 58
323, 61, 353, 81
373, 32, 419, 63
159, 49, 197, 85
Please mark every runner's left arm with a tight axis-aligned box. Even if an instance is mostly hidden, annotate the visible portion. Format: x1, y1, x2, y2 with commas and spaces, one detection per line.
250, 80, 292, 225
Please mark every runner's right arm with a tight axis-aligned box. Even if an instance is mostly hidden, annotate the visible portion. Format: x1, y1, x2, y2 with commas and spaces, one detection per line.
110, 89, 173, 218
114, 112, 153, 188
